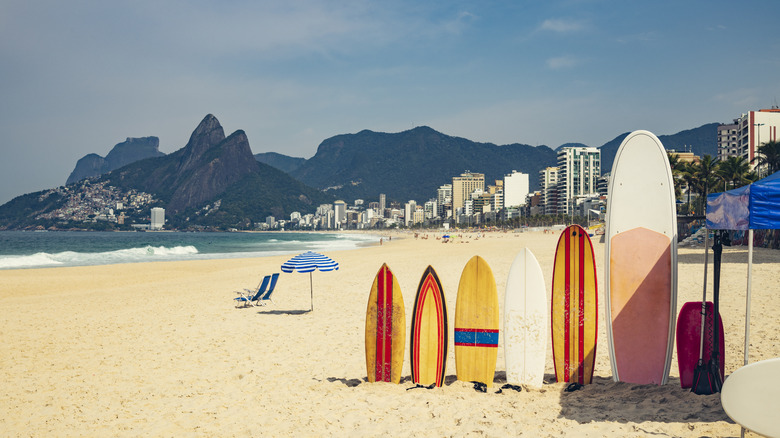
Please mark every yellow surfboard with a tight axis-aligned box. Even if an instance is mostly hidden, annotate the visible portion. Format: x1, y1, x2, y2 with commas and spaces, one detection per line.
455, 256, 499, 387
365, 263, 406, 383
552, 225, 598, 385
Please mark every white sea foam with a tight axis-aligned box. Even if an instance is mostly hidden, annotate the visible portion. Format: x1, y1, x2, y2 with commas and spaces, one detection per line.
0, 252, 64, 269
0, 245, 199, 269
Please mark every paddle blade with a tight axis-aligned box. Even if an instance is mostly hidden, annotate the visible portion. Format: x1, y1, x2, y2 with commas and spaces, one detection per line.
691, 360, 720, 395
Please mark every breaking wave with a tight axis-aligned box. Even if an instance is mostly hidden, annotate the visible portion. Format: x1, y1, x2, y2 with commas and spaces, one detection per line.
0, 245, 199, 269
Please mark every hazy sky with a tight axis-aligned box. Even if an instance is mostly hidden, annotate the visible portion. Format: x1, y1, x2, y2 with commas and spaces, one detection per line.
2, 0, 780, 204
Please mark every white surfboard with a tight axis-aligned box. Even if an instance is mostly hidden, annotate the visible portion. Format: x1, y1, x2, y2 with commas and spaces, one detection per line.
605, 130, 677, 385
721, 358, 780, 437
504, 248, 547, 387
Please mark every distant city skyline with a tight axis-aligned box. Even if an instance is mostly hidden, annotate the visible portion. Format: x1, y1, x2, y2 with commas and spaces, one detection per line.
3, 1, 780, 204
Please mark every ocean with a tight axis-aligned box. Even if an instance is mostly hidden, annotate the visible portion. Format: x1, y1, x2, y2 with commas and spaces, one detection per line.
0, 231, 380, 270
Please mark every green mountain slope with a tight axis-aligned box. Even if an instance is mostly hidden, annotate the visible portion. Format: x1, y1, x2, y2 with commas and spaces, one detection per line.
291, 126, 557, 202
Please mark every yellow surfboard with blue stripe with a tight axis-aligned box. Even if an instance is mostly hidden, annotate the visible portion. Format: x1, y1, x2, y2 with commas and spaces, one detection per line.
455, 255, 499, 387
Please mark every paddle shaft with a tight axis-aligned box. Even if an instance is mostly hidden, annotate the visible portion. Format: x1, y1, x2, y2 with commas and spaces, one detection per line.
698, 230, 709, 362
712, 232, 722, 363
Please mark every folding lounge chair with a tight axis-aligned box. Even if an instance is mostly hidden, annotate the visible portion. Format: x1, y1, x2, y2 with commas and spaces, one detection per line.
234, 275, 271, 308
255, 273, 280, 306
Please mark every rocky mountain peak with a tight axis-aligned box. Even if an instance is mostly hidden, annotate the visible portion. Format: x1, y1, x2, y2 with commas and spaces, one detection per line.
66, 136, 163, 185
179, 114, 226, 171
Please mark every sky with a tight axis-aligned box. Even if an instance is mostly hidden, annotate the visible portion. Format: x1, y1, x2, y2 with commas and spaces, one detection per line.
2, 0, 780, 205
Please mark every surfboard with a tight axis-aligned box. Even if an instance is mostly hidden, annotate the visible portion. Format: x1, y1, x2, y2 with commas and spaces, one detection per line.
605, 130, 677, 385
721, 358, 780, 437
504, 248, 547, 387
455, 255, 499, 387
675, 301, 725, 388
365, 263, 406, 383
410, 266, 448, 387
552, 225, 598, 385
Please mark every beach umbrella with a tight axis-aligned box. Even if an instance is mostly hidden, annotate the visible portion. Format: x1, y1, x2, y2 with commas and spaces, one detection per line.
281, 251, 339, 311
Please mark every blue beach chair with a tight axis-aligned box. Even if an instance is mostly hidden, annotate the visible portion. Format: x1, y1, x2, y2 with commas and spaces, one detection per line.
234, 275, 271, 308
255, 273, 280, 306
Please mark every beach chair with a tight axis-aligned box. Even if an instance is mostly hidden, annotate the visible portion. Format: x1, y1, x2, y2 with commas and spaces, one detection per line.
234, 275, 271, 308
255, 273, 280, 306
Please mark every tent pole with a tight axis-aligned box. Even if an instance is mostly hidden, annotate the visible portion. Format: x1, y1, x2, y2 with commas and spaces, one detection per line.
744, 230, 753, 366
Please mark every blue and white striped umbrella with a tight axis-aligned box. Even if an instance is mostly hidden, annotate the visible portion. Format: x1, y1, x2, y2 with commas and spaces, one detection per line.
281, 251, 339, 311
281, 251, 339, 273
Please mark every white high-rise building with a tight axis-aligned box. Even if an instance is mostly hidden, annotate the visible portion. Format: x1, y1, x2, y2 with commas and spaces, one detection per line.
734, 109, 780, 176
503, 171, 529, 208
539, 167, 558, 215
437, 184, 452, 218
404, 200, 417, 227
717, 122, 739, 161
150, 207, 165, 230
424, 200, 438, 220
556, 147, 600, 215
334, 200, 347, 228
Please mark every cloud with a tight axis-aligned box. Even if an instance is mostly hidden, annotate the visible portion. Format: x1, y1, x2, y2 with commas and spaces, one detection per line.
546, 55, 578, 70
539, 18, 585, 33
442, 11, 479, 35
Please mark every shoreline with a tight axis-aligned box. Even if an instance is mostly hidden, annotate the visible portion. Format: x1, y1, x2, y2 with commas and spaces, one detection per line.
2, 230, 777, 436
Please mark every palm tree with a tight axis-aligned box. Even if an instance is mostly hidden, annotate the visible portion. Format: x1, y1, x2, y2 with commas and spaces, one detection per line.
753, 140, 780, 176
667, 153, 687, 201
692, 155, 719, 215
717, 156, 755, 190
680, 162, 697, 215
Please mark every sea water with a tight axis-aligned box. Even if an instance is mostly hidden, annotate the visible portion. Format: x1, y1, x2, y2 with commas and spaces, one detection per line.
0, 231, 380, 270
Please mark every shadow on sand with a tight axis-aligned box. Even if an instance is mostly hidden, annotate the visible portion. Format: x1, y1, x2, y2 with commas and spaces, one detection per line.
257, 309, 312, 315
557, 376, 732, 425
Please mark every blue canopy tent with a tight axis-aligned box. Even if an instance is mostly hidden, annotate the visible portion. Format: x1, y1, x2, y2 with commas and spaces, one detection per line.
706, 170, 780, 366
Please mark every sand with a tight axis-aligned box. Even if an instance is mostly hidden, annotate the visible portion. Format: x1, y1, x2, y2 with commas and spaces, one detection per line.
1, 230, 778, 437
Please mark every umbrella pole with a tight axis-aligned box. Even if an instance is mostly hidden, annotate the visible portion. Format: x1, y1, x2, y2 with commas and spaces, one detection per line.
310, 271, 314, 312
744, 230, 753, 366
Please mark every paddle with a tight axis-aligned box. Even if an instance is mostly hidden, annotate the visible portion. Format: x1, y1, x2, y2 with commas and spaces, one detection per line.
691, 227, 713, 394
708, 232, 724, 392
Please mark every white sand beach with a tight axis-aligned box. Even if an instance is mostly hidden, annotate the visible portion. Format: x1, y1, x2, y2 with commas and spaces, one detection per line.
1, 230, 778, 437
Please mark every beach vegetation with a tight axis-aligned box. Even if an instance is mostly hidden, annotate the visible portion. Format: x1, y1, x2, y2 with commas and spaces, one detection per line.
753, 140, 780, 175
716, 156, 757, 191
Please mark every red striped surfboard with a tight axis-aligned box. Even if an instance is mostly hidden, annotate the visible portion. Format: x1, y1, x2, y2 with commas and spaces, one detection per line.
552, 225, 598, 385
365, 263, 406, 383
410, 266, 448, 387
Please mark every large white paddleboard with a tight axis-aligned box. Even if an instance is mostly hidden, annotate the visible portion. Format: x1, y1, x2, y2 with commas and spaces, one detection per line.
605, 130, 677, 385
503, 248, 547, 387
721, 358, 780, 437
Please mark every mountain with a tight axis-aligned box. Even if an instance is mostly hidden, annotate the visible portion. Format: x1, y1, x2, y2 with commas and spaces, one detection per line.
255, 152, 306, 173
105, 114, 332, 224
0, 114, 334, 230
599, 123, 719, 173
106, 115, 257, 214
66, 136, 164, 185
291, 126, 558, 203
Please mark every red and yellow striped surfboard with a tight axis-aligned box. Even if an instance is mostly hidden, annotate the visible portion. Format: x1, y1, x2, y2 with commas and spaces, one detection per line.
410, 266, 448, 387
455, 255, 499, 387
551, 225, 598, 385
365, 263, 406, 383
